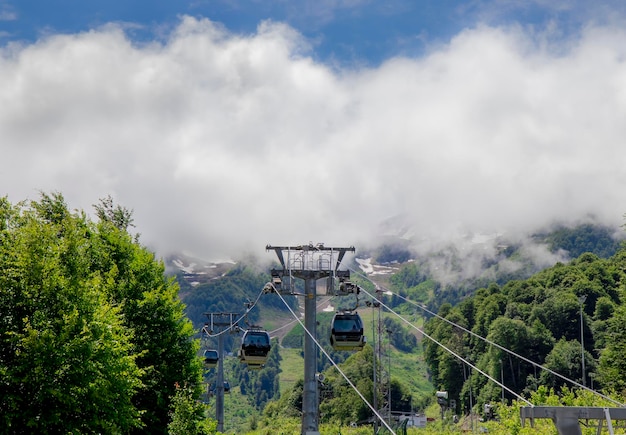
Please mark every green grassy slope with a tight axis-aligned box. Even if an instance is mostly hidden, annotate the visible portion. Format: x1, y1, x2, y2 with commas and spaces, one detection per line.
278, 346, 304, 395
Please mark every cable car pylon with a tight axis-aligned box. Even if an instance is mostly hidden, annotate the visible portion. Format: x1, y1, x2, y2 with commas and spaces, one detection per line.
266, 243, 355, 435
201, 312, 239, 433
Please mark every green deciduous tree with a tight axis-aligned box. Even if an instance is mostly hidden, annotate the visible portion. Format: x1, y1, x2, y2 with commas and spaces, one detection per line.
486, 317, 531, 392
0, 193, 205, 434
90, 197, 205, 434
0, 193, 142, 433
167, 383, 216, 435
539, 338, 596, 390
598, 304, 626, 395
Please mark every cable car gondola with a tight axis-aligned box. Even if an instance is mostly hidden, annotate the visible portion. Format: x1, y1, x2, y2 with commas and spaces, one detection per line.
203, 349, 219, 368
330, 311, 366, 351
238, 329, 271, 367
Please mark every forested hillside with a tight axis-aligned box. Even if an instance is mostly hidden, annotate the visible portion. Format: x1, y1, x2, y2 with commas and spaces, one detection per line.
423, 248, 626, 413
177, 262, 299, 329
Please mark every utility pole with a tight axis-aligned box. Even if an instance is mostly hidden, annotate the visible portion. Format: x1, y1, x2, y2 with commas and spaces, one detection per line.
500, 359, 505, 403
216, 332, 225, 431
374, 288, 391, 427
267, 243, 355, 435
386, 328, 393, 425
578, 295, 587, 388
366, 299, 381, 434
203, 312, 239, 433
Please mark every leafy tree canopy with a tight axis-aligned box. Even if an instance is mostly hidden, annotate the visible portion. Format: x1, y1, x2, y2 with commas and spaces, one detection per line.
423, 241, 626, 409
0, 193, 206, 434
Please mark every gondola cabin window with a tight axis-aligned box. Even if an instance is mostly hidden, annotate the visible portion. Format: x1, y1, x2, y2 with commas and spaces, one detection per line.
333, 318, 362, 332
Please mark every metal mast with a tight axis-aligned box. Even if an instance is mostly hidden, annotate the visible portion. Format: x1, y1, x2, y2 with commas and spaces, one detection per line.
267, 243, 355, 435
366, 299, 381, 433
202, 312, 239, 433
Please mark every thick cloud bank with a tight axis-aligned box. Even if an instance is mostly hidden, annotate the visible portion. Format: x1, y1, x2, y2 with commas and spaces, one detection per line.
2, 17, 626, 263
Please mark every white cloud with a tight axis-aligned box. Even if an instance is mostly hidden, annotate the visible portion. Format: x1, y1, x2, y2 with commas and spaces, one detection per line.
1, 16, 626, 264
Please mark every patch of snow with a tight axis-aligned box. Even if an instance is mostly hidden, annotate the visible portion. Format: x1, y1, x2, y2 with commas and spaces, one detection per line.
370, 264, 398, 276
356, 257, 374, 274
172, 258, 197, 274
470, 233, 496, 244
356, 257, 397, 276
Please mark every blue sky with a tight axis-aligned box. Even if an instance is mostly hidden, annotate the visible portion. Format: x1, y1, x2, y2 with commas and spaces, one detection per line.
2, 0, 626, 275
3, 0, 621, 65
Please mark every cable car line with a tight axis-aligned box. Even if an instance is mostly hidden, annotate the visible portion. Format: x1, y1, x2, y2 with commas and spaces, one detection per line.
348, 266, 625, 407
357, 284, 533, 406
268, 296, 332, 338
201, 285, 266, 338
269, 282, 397, 435
393, 286, 624, 406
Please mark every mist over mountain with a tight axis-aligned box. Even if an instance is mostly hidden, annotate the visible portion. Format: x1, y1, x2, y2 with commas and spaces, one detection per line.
168, 220, 625, 298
